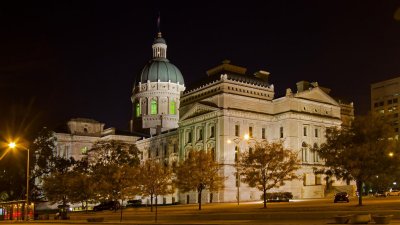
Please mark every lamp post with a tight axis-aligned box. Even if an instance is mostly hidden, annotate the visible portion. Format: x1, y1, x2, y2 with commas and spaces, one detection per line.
8, 142, 30, 221
229, 134, 249, 206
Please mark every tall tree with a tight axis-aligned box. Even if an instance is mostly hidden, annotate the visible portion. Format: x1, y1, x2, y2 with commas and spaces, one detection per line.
175, 150, 224, 210
30, 127, 57, 201
139, 159, 174, 222
239, 141, 300, 208
313, 113, 400, 206
42, 156, 75, 219
68, 158, 95, 213
89, 140, 140, 221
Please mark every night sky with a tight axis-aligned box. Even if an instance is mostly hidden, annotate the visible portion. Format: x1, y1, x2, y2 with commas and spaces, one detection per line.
1, 1, 400, 141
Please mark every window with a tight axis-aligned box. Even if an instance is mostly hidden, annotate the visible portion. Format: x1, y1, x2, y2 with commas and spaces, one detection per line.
236, 171, 240, 187
156, 148, 159, 157
262, 128, 266, 139
148, 150, 151, 158
388, 99, 393, 104
249, 147, 253, 155
313, 143, 319, 162
301, 142, 308, 163
198, 128, 203, 141
136, 102, 141, 117
249, 126, 253, 138
210, 126, 215, 138
210, 147, 215, 160
169, 100, 176, 115
81, 146, 88, 155
303, 126, 307, 136
235, 146, 239, 162
151, 99, 157, 115
164, 144, 168, 156
315, 128, 319, 138
235, 125, 240, 137
188, 131, 192, 143
379, 101, 384, 107
374, 102, 379, 108
280, 127, 284, 138
394, 98, 398, 104
315, 174, 322, 185
174, 143, 178, 153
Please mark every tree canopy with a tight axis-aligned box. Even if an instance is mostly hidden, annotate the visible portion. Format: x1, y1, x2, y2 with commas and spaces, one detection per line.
175, 150, 224, 210
239, 141, 300, 208
313, 113, 400, 205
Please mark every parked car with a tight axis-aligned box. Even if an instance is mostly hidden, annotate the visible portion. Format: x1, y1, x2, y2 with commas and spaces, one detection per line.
374, 191, 387, 197
334, 192, 349, 203
265, 192, 292, 202
126, 199, 142, 207
385, 189, 400, 196
93, 201, 120, 211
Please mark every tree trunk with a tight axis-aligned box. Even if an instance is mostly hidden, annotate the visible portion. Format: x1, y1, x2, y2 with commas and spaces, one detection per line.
150, 194, 153, 212
85, 199, 88, 214
263, 188, 267, 208
356, 180, 363, 206
198, 189, 202, 210
120, 199, 123, 222
155, 196, 158, 223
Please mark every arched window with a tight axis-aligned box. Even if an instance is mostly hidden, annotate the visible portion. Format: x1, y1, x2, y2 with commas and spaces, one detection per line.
313, 143, 319, 162
170, 99, 176, 115
151, 99, 157, 115
302, 142, 308, 163
136, 102, 141, 117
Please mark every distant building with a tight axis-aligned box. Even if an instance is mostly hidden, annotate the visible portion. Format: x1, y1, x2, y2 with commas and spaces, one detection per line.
371, 77, 400, 134
54, 29, 355, 205
54, 118, 140, 161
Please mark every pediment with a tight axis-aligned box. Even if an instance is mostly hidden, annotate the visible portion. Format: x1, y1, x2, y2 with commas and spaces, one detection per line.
180, 102, 220, 121
295, 87, 339, 106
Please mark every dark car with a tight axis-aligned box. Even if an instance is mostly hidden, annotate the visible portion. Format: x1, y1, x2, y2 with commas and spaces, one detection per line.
93, 201, 120, 211
374, 191, 387, 197
126, 199, 142, 207
266, 192, 292, 202
334, 192, 349, 203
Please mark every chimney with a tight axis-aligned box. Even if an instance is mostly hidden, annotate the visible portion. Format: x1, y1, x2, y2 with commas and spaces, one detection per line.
296, 81, 310, 93
254, 70, 270, 82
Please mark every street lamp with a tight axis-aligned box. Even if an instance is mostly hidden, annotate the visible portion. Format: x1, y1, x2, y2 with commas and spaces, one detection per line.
8, 142, 30, 221
229, 134, 250, 206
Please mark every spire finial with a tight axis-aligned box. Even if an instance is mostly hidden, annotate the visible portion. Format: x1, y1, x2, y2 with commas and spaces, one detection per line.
157, 12, 161, 33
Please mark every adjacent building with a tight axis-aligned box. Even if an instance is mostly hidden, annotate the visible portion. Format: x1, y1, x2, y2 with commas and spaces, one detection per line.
371, 77, 400, 134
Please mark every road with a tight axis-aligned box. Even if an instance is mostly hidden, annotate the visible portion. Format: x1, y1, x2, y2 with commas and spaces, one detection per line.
2, 196, 400, 224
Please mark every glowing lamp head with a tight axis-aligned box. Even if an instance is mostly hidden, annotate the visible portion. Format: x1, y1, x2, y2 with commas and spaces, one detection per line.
389, 152, 394, 157
244, 134, 249, 140
8, 142, 16, 149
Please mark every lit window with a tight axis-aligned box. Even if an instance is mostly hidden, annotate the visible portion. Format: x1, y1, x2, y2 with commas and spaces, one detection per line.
136, 102, 141, 117
151, 99, 157, 115
81, 147, 88, 155
170, 100, 176, 115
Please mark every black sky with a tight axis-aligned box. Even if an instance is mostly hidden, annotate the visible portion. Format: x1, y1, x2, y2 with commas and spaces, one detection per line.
1, 1, 400, 140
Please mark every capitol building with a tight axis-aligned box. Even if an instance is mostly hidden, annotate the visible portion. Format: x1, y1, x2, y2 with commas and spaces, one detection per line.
55, 30, 354, 204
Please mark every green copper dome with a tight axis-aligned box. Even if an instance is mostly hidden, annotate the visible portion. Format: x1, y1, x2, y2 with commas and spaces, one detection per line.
137, 58, 184, 85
